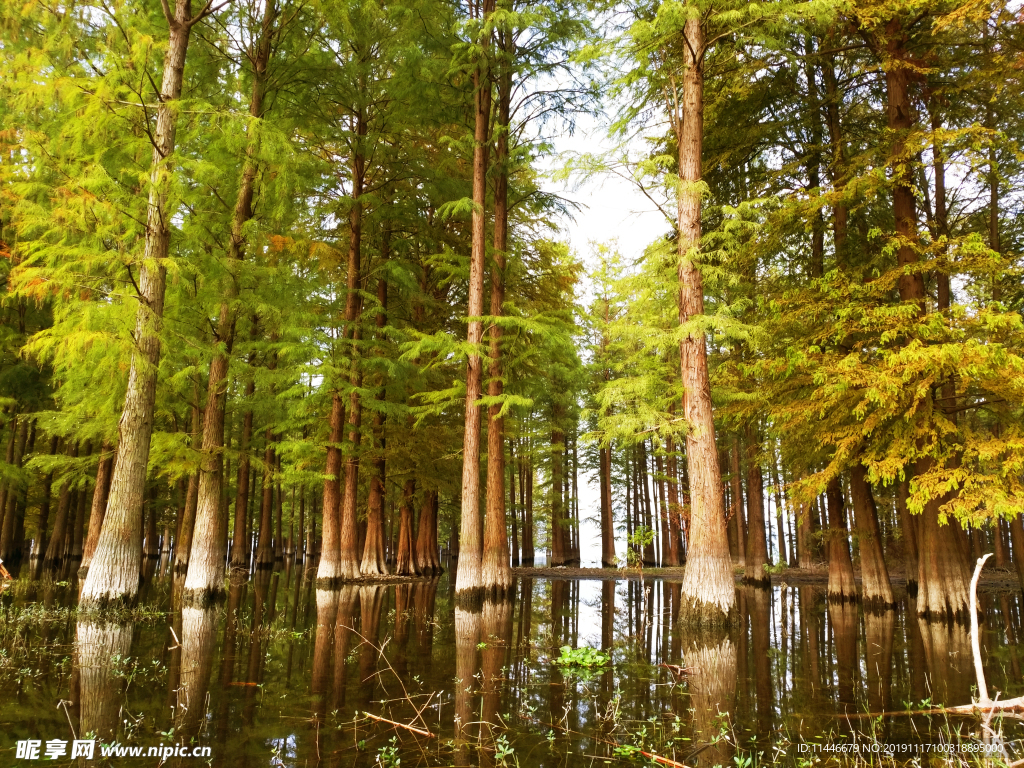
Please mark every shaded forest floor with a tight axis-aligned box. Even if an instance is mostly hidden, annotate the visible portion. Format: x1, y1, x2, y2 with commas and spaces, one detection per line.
514, 562, 1024, 591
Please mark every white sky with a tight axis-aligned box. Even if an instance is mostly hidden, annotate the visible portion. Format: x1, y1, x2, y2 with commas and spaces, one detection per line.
540, 111, 669, 566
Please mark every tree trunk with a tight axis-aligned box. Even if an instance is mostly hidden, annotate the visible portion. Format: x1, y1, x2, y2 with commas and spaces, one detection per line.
916, 459, 971, 618
848, 465, 895, 607
640, 441, 655, 566
184, 0, 274, 597
44, 442, 79, 568
522, 456, 534, 565
33, 436, 60, 559
0, 417, 29, 561
175, 392, 202, 573
600, 443, 615, 567
338, 322, 364, 580
79, 442, 115, 575
360, 273, 390, 577
769, 451, 787, 567
454, 0, 494, 603
414, 490, 441, 576
675, 17, 734, 624
481, 35, 511, 595
254, 433, 276, 569
230, 380, 255, 570
729, 440, 745, 566
550, 417, 566, 567
394, 479, 418, 576
743, 425, 769, 586
509, 445, 519, 567
826, 478, 857, 602
317, 391, 345, 585
80, 0, 197, 609
666, 434, 683, 564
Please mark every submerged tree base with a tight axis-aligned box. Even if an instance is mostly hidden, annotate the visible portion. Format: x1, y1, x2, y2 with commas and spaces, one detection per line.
676, 595, 736, 630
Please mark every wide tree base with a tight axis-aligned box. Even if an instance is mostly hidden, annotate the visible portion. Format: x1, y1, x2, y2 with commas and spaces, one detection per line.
676, 594, 736, 630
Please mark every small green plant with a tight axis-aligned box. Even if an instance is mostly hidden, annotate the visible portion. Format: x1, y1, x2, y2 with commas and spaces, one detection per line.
554, 645, 609, 668
375, 737, 400, 767
494, 734, 516, 767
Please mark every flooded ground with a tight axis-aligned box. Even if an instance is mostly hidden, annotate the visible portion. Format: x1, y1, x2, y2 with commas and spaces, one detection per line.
2, 560, 1023, 766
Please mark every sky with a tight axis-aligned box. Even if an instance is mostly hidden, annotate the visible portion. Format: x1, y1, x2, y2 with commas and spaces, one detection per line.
538, 112, 669, 567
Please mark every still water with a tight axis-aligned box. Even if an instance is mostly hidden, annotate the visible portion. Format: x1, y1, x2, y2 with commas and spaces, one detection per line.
2, 561, 1023, 766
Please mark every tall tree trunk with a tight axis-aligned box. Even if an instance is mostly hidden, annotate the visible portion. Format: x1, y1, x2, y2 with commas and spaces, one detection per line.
44, 442, 79, 568
509, 444, 519, 567
338, 322, 364, 580
254, 433, 276, 569
656, 453, 675, 566
455, 0, 494, 603
79, 442, 115, 575
0, 417, 29, 561
183, 2, 275, 601
33, 436, 60, 559
743, 425, 769, 586
674, 17, 734, 624
849, 465, 895, 608
414, 490, 441, 575
730, 440, 745, 566
640, 441, 655, 566
666, 433, 683, 564
522, 454, 534, 565
360, 273, 389, 576
230, 379, 255, 570
600, 442, 615, 567
826, 478, 857, 602
317, 391, 345, 585
394, 479, 419, 576
481, 32, 512, 595
550, 415, 566, 566
80, 0, 198, 609
769, 450, 787, 567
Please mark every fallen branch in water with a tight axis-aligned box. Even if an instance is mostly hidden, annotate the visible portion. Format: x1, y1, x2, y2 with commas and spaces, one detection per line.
360, 711, 436, 738
0, 558, 13, 580
639, 750, 690, 767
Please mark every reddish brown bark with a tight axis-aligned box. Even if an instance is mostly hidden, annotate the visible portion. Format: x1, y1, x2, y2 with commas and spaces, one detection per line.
826, 478, 857, 603
849, 465, 895, 608
674, 15, 734, 624
743, 426, 769, 586
79, 442, 114, 574
394, 479, 419, 576
414, 490, 442, 576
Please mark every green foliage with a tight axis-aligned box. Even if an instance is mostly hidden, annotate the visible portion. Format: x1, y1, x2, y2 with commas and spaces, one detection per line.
553, 644, 609, 668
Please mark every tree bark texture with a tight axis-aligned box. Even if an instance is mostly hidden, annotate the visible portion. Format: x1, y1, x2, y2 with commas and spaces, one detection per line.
360, 274, 390, 576
80, 0, 195, 609
849, 464, 895, 608
743, 426, 769, 586
480, 38, 511, 594
79, 443, 115, 574
394, 479, 419, 576
414, 490, 441, 575
454, 0, 494, 602
675, 17, 734, 624
826, 478, 857, 602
